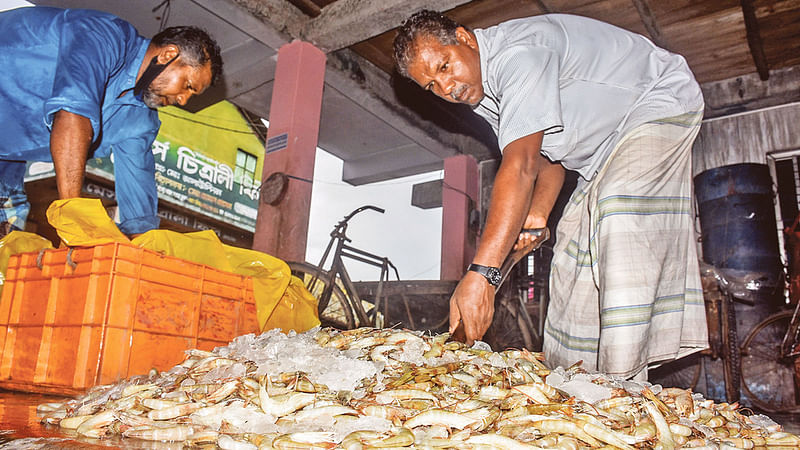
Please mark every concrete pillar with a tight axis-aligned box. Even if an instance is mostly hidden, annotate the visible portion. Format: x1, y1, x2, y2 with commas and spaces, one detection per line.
252, 41, 326, 262
440, 154, 479, 280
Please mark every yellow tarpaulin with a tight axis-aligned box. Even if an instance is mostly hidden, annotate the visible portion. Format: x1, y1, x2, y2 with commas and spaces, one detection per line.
0, 232, 54, 288
1, 198, 319, 333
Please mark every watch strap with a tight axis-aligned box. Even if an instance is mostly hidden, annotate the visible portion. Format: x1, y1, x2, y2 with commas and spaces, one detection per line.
468, 263, 502, 287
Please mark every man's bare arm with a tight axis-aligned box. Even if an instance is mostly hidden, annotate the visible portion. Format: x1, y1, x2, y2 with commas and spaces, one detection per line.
473, 132, 546, 268
449, 131, 547, 342
525, 155, 565, 229
50, 110, 93, 198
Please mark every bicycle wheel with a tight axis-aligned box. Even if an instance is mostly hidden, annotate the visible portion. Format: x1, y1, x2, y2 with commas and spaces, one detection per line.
720, 294, 741, 402
484, 290, 538, 351
741, 311, 800, 412
649, 352, 703, 391
288, 262, 355, 329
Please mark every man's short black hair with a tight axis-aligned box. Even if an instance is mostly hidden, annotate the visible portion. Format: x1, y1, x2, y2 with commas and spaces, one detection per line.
152, 26, 223, 85
393, 10, 465, 78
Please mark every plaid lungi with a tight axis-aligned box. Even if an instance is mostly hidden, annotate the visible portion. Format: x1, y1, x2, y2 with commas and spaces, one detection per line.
543, 111, 708, 378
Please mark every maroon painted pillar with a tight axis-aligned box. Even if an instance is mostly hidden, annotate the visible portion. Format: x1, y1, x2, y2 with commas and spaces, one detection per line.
440, 154, 479, 280
252, 41, 326, 262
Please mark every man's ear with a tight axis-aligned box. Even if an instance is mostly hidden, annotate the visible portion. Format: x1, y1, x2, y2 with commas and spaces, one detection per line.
156, 44, 180, 64
455, 26, 477, 49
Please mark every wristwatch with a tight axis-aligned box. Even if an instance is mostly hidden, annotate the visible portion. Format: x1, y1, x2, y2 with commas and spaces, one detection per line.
468, 263, 502, 287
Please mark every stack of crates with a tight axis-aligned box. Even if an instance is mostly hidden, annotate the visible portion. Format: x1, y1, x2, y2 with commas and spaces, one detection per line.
0, 242, 259, 396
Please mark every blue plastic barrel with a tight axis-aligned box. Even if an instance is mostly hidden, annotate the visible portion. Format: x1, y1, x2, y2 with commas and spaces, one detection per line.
694, 163, 782, 282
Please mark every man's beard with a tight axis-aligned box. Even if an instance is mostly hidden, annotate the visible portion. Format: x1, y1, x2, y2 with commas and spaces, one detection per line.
134, 55, 178, 108
140, 79, 169, 109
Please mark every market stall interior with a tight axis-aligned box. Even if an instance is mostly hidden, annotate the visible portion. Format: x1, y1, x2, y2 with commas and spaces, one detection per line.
3, 0, 800, 447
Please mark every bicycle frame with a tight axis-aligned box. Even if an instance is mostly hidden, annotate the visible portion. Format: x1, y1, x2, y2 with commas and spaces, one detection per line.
309, 206, 400, 328
781, 299, 800, 358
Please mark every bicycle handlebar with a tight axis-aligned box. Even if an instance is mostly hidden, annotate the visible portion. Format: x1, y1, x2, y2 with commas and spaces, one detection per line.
331, 205, 386, 241
342, 205, 385, 222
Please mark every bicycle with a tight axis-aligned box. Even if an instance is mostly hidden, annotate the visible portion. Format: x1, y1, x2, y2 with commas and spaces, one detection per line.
647, 263, 752, 403
671, 263, 776, 404
740, 299, 800, 412
704, 268, 745, 404
288, 205, 400, 330
736, 214, 800, 413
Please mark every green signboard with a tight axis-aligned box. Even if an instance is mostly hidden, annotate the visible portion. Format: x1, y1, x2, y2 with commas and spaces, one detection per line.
24, 101, 265, 232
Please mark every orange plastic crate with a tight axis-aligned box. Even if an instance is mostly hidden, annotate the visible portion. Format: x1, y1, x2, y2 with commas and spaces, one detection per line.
0, 242, 259, 396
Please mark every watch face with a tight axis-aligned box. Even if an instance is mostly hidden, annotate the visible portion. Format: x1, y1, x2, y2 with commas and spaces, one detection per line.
487, 268, 502, 286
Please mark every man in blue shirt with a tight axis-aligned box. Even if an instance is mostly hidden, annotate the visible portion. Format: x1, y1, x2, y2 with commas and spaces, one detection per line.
0, 7, 223, 237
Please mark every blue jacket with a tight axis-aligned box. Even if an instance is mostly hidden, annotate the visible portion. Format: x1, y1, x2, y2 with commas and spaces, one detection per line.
0, 6, 160, 234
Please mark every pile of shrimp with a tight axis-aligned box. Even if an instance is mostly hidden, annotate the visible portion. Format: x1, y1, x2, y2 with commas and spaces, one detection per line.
38, 327, 800, 449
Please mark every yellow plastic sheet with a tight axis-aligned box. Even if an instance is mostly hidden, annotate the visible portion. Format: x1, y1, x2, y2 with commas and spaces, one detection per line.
31, 199, 319, 333
0, 231, 54, 291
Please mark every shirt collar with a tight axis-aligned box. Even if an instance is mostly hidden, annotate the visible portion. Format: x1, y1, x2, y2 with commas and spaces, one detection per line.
473, 28, 493, 106
118, 38, 151, 106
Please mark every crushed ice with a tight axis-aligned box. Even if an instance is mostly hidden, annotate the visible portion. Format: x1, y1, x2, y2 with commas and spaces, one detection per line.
215, 328, 380, 392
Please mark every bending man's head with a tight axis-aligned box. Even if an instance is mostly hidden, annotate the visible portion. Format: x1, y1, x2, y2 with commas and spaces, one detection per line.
393, 10, 484, 106
138, 26, 223, 108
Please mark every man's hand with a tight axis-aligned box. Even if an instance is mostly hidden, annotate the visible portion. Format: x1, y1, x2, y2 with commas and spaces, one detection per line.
449, 271, 495, 345
51, 110, 93, 199
514, 213, 548, 251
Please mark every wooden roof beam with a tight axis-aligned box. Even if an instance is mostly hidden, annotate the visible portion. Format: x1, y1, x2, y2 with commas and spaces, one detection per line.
740, 0, 770, 81
286, 0, 321, 17
630, 0, 670, 51
301, 0, 473, 52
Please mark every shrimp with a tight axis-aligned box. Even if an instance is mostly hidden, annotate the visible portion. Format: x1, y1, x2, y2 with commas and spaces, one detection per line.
36, 402, 65, 413
123, 424, 194, 441
75, 410, 117, 438
272, 431, 337, 449
463, 406, 501, 432
594, 395, 635, 411
146, 402, 201, 420
476, 385, 509, 401
290, 405, 359, 423
766, 431, 800, 446
578, 420, 637, 450
117, 411, 159, 428
403, 409, 477, 429
121, 383, 158, 398
719, 437, 755, 448
423, 333, 449, 358
531, 419, 602, 447
703, 415, 725, 428
341, 426, 414, 449
142, 398, 182, 410
634, 418, 657, 441
465, 433, 545, 449
360, 404, 411, 424
259, 379, 316, 417
375, 389, 438, 405
669, 422, 693, 437
205, 379, 239, 403
658, 387, 694, 417
511, 383, 551, 405
643, 400, 676, 450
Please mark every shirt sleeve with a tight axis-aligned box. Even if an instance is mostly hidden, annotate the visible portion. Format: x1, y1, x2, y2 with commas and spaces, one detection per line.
43, 12, 128, 139
490, 45, 564, 152
112, 133, 161, 235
